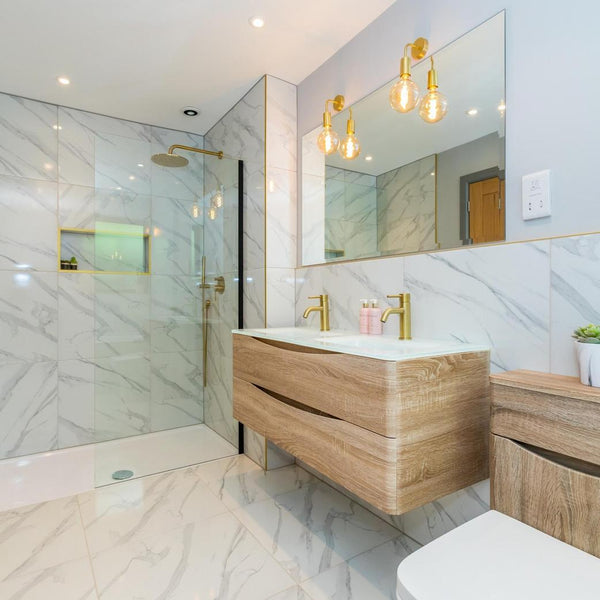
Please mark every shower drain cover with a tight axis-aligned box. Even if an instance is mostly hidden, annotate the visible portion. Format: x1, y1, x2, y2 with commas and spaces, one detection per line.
112, 469, 134, 481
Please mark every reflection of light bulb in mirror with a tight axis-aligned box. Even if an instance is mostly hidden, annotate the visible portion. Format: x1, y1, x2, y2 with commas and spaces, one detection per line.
317, 125, 340, 155
208, 206, 217, 220
192, 200, 200, 218
390, 77, 420, 113
419, 56, 448, 124
213, 187, 223, 208
338, 108, 360, 160
419, 90, 448, 123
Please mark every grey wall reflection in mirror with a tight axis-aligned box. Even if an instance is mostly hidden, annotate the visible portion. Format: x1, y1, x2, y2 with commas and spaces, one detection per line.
301, 12, 505, 265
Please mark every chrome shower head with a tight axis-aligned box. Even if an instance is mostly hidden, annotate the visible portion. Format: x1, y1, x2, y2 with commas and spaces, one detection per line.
151, 152, 189, 168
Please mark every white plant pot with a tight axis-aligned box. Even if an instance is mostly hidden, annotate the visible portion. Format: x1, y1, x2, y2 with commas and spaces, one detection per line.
574, 341, 600, 387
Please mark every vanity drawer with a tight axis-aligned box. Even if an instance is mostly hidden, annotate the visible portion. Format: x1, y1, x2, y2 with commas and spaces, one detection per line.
491, 434, 600, 558
233, 377, 399, 513
234, 333, 398, 436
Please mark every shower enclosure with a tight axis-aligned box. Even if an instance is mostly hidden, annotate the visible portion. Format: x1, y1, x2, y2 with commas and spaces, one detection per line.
58, 145, 243, 486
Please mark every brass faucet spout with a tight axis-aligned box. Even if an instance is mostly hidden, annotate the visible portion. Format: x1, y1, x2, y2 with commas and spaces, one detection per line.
380, 307, 402, 322
381, 293, 412, 339
303, 294, 330, 331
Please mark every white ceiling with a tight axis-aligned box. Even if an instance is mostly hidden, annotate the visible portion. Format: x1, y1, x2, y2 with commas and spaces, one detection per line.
325, 13, 505, 175
0, 0, 395, 134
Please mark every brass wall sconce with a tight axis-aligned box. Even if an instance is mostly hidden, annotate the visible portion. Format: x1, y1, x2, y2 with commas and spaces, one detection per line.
419, 56, 448, 123
339, 107, 361, 160
390, 37, 448, 123
317, 94, 345, 155
390, 37, 428, 113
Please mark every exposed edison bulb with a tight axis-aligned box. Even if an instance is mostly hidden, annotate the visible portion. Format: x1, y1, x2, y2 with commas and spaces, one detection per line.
419, 90, 448, 123
317, 125, 340, 155
419, 56, 448, 124
339, 108, 360, 160
390, 76, 420, 113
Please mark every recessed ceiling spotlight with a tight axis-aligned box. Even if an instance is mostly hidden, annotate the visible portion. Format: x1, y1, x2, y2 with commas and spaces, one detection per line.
249, 16, 265, 28
182, 106, 200, 117
57, 76, 70, 85
466, 108, 478, 116
365, 155, 373, 161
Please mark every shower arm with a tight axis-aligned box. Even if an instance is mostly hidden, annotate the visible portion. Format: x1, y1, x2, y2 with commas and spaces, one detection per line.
168, 144, 224, 160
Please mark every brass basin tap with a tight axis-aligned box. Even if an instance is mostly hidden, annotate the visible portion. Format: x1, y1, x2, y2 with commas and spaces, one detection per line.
303, 294, 330, 331
381, 293, 411, 340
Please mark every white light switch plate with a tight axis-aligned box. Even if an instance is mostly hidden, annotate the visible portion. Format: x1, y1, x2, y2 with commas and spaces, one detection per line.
522, 169, 551, 220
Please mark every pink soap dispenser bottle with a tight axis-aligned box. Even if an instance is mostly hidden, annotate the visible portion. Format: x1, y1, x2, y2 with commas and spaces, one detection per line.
359, 299, 370, 334
369, 299, 383, 335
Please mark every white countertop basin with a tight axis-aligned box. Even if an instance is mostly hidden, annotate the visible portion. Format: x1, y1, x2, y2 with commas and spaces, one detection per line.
233, 327, 489, 361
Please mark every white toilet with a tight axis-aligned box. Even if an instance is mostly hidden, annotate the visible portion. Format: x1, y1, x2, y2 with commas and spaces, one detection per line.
396, 371, 600, 599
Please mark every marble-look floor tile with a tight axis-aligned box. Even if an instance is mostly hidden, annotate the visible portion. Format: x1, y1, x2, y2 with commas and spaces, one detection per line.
233, 480, 399, 583
0, 496, 88, 583
90, 511, 295, 600
268, 585, 314, 600
302, 534, 421, 600
0, 361, 58, 459
0, 556, 97, 600
195, 455, 313, 511
79, 465, 229, 554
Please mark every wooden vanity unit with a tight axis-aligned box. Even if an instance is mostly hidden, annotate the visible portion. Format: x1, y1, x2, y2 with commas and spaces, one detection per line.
490, 370, 600, 558
233, 332, 490, 514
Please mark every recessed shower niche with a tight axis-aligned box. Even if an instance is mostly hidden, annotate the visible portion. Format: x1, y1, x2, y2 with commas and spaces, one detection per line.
59, 224, 151, 274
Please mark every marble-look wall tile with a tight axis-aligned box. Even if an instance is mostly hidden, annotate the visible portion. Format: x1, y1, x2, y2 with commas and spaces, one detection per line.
0, 271, 58, 364
301, 173, 326, 265
58, 184, 95, 229
0, 176, 57, 271
58, 106, 151, 188
150, 350, 203, 431
266, 76, 297, 172
295, 256, 405, 331
150, 275, 201, 353
377, 155, 436, 255
550, 233, 600, 376
244, 268, 266, 329
0, 93, 58, 181
93, 353, 150, 442
150, 126, 204, 201
95, 274, 150, 359
205, 78, 265, 164
404, 241, 550, 373
242, 161, 266, 271
151, 195, 203, 276
267, 167, 297, 269
58, 359, 94, 448
0, 361, 58, 459
58, 273, 95, 360
267, 268, 296, 327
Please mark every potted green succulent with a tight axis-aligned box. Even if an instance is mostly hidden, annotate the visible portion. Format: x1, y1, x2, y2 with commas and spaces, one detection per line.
573, 324, 600, 387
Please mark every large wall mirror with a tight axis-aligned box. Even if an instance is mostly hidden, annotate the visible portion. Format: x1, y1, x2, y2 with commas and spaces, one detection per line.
301, 12, 505, 265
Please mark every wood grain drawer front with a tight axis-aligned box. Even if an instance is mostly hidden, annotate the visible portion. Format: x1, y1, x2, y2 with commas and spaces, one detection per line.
233, 334, 397, 436
491, 434, 600, 558
233, 377, 399, 513
491, 381, 600, 466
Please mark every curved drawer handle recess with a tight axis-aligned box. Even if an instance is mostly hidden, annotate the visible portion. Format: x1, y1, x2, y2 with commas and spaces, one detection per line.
513, 439, 600, 478
250, 336, 341, 356
255, 384, 341, 420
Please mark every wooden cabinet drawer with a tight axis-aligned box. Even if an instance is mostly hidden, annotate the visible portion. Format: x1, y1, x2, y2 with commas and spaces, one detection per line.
233, 377, 399, 513
234, 333, 489, 438
491, 434, 600, 558
491, 370, 600, 466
